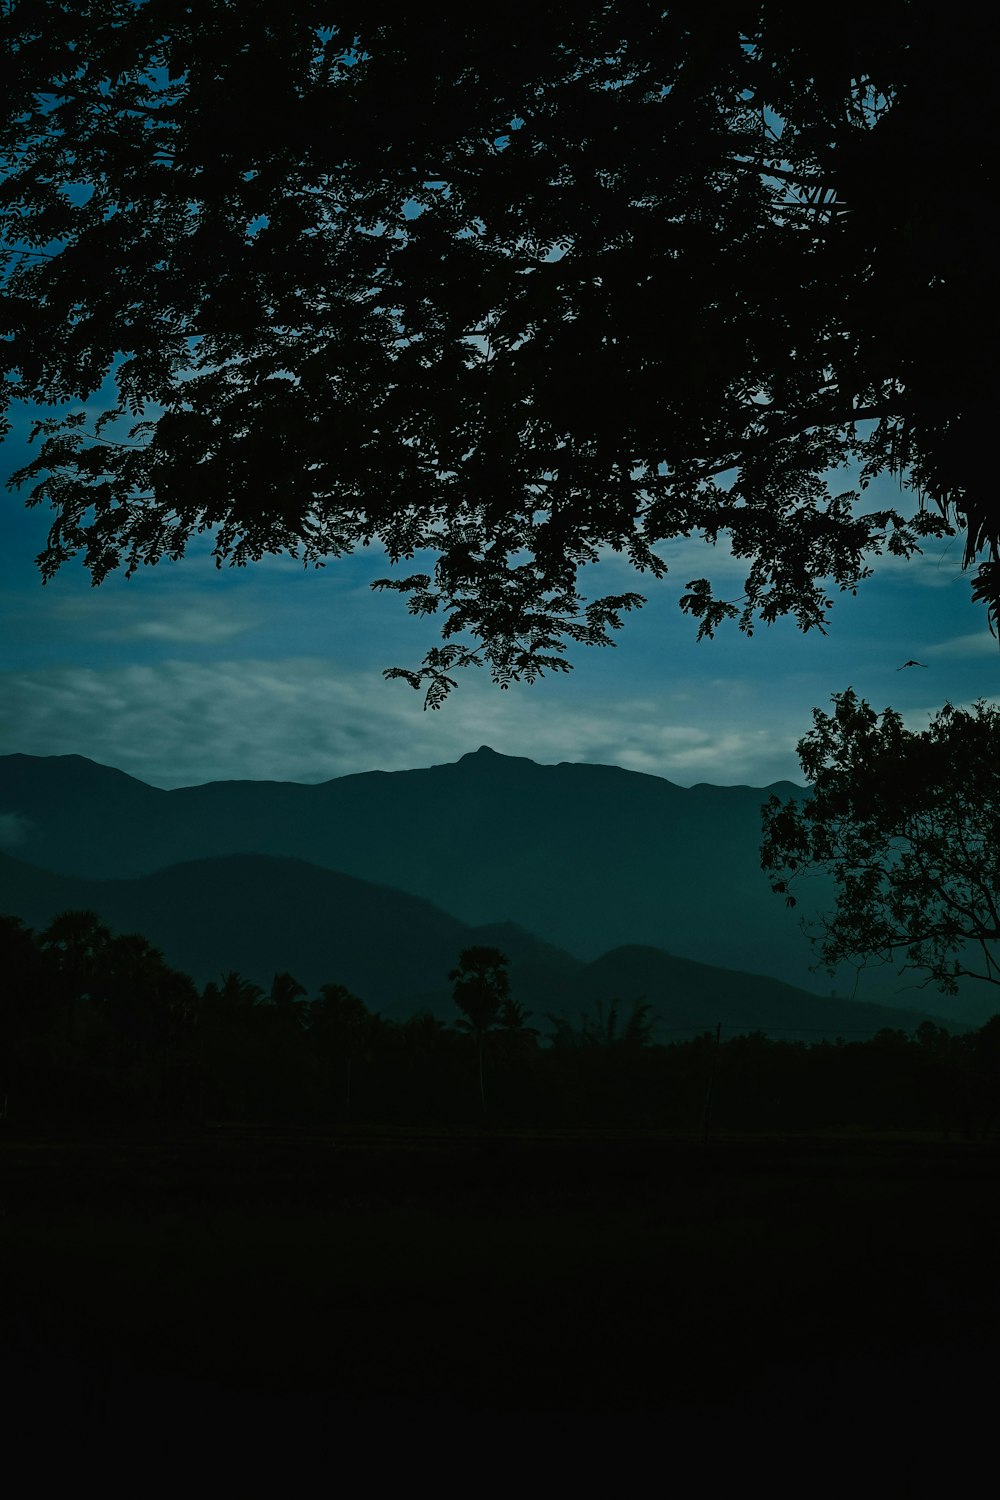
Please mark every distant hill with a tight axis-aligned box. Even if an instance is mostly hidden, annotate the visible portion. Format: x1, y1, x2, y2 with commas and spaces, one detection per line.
0, 748, 828, 983
0, 849, 953, 1039
0, 848, 469, 1012
1, 746, 991, 1022
564, 946, 943, 1042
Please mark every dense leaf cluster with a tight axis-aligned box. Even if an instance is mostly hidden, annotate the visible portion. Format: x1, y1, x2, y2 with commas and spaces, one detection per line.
762, 693, 1000, 993
3, 907, 998, 1134
2, 4, 993, 698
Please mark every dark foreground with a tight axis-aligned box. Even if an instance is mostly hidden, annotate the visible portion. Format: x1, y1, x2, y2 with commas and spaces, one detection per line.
3, 1125, 998, 1435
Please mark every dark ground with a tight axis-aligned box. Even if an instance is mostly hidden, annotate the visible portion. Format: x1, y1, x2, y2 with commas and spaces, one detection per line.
3, 1125, 998, 1443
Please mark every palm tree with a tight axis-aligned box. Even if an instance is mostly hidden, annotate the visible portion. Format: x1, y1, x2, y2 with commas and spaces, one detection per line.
38, 908, 113, 1043
309, 983, 374, 1116
214, 971, 265, 1014
578, 997, 655, 1050
449, 946, 510, 1116
268, 971, 307, 1025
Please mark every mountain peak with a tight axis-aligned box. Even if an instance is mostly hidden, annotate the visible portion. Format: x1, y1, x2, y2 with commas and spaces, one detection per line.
457, 744, 505, 763
455, 745, 537, 771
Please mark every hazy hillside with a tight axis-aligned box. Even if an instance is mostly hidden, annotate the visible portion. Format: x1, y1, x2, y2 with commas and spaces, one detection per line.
567, 946, 941, 1042
2, 747, 991, 1022
0, 848, 468, 1013
0, 748, 824, 984
0, 849, 950, 1039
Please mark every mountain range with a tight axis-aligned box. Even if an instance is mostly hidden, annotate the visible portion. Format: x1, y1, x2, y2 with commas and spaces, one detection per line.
0, 747, 980, 1034
0, 746, 823, 976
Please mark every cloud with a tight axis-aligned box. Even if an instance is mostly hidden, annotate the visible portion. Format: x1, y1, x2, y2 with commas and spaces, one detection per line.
128, 607, 253, 644
924, 631, 1000, 661
0, 655, 809, 789
37, 595, 256, 644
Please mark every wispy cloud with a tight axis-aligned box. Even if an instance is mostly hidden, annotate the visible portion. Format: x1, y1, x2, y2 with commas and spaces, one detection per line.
925, 631, 1000, 661
128, 607, 253, 644
0, 656, 810, 789
32, 594, 256, 644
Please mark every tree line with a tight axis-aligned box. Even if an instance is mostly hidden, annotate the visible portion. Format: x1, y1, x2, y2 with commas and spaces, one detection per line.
2, 909, 998, 1136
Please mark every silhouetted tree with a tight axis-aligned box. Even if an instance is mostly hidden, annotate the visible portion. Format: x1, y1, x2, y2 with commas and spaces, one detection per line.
6, 899, 998, 1131
391, 1009, 457, 1123
206, 971, 266, 1016
38, 909, 113, 1043
308, 982, 375, 1116
543, 997, 656, 1124
0, 914, 58, 1117
102, 932, 187, 1046
7, 7, 996, 706
268, 971, 308, 1025
971, 1014, 1000, 1138
495, 995, 539, 1059
584, 998, 655, 1050
28, 910, 200, 1117
547, 997, 655, 1050
762, 692, 1000, 994
400, 1009, 449, 1067
449, 946, 510, 1115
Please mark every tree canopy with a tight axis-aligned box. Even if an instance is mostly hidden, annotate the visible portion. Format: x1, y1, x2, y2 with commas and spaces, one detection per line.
2, 3, 995, 701
449, 945, 510, 1033
761, 692, 1000, 995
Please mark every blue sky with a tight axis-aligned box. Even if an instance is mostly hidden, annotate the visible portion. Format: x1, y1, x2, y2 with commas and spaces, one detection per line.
2, 401, 997, 789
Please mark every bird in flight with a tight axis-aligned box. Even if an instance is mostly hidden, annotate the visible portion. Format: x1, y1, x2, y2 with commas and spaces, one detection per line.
896, 660, 928, 670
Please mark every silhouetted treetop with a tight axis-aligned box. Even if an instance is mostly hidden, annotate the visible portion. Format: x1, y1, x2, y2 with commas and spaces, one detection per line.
450, 944, 510, 1111
450, 946, 510, 1034
762, 693, 1000, 994
2, 5, 994, 701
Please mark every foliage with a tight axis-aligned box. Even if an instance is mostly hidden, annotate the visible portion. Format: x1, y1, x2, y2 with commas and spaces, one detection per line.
268, 969, 308, 1022
449, 944, 512, 1111
309, 981, 373, 1051
4, 4, 994, 701
761, 692, 1000, 994
308, 981, 376, 1113
449, 945, 511, 1033
4, 906, 1000, 1133
547, 996, 656, 1050
0, 913, 59, 1091
204, 971, 265, 1015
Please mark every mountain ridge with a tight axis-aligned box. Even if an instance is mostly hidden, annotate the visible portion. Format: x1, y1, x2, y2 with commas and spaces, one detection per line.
0, 746, 805, 796
1, 747, 988, 1023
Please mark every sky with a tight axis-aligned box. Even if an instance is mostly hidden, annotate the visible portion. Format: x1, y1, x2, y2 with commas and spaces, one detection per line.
5, 53, 995, 794
3, 398, 997, 794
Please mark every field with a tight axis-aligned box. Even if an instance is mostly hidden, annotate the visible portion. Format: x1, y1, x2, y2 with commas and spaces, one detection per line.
3, 1124, 999, 1432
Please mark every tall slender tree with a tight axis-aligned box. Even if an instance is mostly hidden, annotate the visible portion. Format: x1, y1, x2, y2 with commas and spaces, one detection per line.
309, 982, 374, 1116
449, 946, 510, 1115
